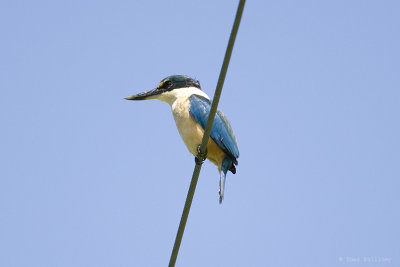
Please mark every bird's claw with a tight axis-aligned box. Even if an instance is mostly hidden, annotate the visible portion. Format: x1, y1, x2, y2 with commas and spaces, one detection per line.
195, 144, 207, 165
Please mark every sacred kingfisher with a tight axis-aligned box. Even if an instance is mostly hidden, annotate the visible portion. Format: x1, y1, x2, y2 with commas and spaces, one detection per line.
125, 75, 239, 203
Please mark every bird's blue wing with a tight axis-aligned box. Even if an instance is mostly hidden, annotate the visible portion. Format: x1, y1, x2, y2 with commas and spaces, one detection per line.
189, 94, 239, 160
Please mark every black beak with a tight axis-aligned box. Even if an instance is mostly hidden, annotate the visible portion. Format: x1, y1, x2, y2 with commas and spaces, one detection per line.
124, 88, 161, 100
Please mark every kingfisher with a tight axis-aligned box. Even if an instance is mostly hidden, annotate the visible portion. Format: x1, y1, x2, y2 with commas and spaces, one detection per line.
125, 75, 239, 203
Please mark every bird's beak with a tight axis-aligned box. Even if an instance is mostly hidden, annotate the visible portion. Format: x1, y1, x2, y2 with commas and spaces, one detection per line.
124, 88, 161, 100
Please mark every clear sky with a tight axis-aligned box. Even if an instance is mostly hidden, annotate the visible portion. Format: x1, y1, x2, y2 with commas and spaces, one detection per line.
1, 1, 399, 266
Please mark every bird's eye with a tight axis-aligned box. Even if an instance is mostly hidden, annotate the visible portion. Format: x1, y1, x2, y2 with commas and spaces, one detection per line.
164, 81, 172, 88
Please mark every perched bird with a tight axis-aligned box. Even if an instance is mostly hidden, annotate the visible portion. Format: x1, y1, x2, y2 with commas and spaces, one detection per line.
125, 75, 239, 203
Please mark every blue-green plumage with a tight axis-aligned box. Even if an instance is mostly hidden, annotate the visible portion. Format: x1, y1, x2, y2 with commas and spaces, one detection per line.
189, 95, 239, 161
158, 75, 201, 91
189, 94, 239, 202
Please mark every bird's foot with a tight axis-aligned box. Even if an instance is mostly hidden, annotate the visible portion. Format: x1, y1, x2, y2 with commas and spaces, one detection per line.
195, 144, 207, 165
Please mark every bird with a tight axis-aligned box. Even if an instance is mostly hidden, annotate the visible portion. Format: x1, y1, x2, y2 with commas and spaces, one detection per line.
125, 75, 239, 203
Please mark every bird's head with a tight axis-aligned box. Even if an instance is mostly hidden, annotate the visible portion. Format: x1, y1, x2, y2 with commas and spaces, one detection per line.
125, 75, 202, 103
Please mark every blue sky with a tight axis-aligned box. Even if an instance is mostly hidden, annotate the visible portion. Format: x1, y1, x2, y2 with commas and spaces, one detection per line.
1, 0, 399, 266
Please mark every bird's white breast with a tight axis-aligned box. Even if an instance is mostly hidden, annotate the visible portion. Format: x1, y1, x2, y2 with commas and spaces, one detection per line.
171, 97, 205, 156
159, 88, 209, 156
157, 87, 225, 167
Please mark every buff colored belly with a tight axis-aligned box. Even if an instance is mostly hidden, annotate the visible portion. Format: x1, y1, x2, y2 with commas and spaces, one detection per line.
171, 99, 226, 169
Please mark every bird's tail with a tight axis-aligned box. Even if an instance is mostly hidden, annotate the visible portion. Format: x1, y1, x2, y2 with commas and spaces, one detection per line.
219, 157, 233, 204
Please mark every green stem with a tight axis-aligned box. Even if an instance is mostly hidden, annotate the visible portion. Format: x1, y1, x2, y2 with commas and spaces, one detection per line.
168, 1, 246, 266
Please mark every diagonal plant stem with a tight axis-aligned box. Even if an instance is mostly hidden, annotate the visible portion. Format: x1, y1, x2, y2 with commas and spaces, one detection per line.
168, 1, 246, 266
